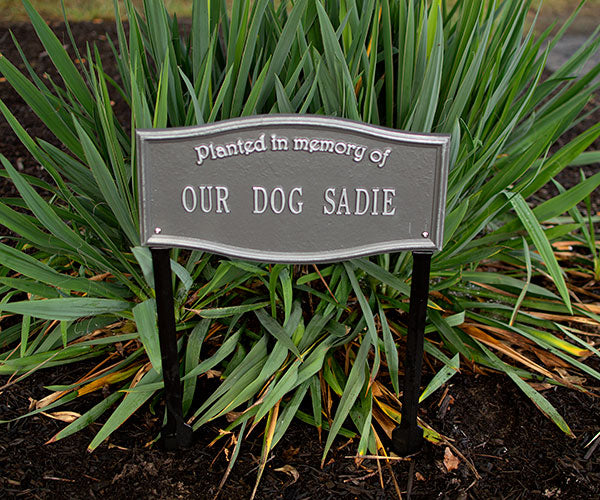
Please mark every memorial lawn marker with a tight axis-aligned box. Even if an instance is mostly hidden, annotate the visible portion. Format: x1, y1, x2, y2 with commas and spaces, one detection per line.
138, 115, 450, 455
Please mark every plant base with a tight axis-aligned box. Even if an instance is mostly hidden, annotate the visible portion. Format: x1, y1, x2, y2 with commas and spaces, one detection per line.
391, 424, 424, 456
162, 422, 194, 451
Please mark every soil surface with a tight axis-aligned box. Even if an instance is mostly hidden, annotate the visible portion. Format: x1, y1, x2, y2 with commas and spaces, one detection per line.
1, 21, 600, 500
2, 362, 599, 499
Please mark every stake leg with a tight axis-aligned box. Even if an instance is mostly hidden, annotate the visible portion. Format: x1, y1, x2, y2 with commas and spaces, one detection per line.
151, 247, 193, 450
391, 251, 432, 456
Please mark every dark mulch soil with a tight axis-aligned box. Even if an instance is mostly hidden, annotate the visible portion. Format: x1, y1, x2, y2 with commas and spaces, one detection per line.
2, 362, 599, 499
1, 21, 599, 500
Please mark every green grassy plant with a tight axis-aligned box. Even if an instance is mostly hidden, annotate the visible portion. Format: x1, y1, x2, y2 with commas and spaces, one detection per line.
1, 0, 600, 489
562, 169, 600, 280
3, 0, 600, 22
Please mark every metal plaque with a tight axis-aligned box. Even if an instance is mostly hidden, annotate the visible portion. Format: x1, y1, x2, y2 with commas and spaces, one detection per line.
138, 115, 450, 263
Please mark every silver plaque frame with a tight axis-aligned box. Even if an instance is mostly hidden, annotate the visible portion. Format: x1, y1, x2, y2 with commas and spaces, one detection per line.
138, 115, 450, 262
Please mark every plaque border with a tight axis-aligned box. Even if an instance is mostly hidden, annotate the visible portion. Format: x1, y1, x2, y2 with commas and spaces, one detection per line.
138, 114, 450, 263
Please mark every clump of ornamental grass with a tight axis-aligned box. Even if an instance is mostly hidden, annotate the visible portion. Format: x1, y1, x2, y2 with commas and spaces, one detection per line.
1, 0, 600, 492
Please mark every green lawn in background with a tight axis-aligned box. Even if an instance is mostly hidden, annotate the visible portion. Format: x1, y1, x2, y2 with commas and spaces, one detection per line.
1, 0, 599, 30
0, 0, 194, 21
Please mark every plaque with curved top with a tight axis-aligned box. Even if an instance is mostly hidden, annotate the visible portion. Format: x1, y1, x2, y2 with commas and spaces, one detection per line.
138, 115, 450, 263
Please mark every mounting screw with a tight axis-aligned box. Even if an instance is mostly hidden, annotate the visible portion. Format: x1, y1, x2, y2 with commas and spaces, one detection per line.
421, 231, 429, 238
155, 227, 162, 234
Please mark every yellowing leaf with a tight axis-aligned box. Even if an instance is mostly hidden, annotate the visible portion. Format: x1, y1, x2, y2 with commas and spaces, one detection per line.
461, 324, 556, 380
77, 365, 141, 396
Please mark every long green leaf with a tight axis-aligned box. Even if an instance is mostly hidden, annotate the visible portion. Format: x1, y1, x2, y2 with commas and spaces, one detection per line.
0, 298, 132, 321
509, 192, 572, 313
132, 299, 162, 374
88, 368, 161, 451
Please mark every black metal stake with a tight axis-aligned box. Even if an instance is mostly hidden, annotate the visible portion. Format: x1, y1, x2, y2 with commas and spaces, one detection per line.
151, 247, 193, 450
391, 251, 432, 456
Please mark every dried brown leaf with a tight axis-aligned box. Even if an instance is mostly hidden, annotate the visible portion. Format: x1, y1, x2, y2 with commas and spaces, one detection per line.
527, 382, 554, 391
41, 411, 81, 423
27, 397, 37, 411
443, 447, 460, 472
275, 465, 299, 484
225, 411, 243, 422
36, 392, 64, 410
205, 369, 221, 379
282, 446, 300, 461
129, 363, 152, 390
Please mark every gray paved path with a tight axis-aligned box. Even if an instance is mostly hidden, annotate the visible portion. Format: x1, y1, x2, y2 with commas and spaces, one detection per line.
546, 34, 600, 76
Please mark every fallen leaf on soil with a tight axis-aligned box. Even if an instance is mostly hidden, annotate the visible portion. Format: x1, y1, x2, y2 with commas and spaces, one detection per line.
107, 443, 129, 451
282, 446, 300, 460
40, 411, 81, 423
415, 471, 426, 481
443, 447, 460, 472
275, 465, 299, 484
544, 487, 562, 498
527, 382, 554, 391
112, 463, 140, 483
